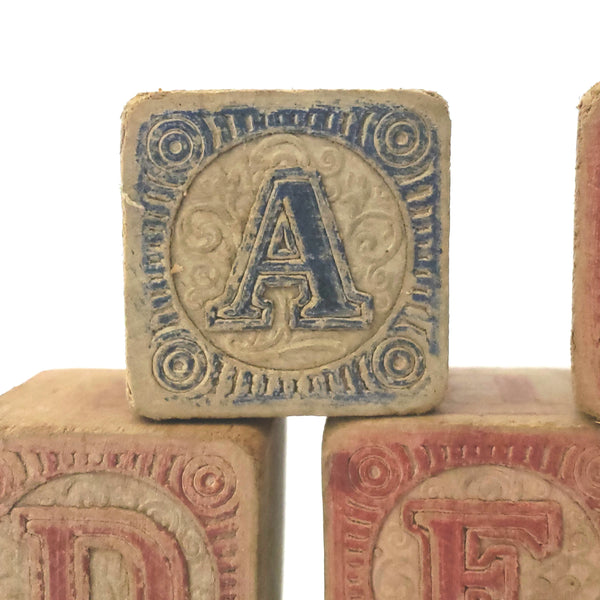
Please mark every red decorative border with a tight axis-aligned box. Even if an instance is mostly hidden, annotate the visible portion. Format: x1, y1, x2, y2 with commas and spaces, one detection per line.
326, 430, 600, 600
0, 437, 244, 600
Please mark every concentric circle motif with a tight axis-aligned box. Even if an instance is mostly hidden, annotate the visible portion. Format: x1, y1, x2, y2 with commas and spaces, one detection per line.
348, 446, 401, 498
152, 338, 208, 392
182, 456, 237, 513
372, 337, 425, 389
374, 111, 430, 169
147, 118, 204, 170
574, 447, 600, 499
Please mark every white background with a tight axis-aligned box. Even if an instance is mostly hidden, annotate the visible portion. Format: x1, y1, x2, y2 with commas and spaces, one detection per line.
0, 1, 598, 597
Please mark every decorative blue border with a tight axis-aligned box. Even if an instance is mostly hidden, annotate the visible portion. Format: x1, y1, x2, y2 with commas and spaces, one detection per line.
132, 102, 444, 405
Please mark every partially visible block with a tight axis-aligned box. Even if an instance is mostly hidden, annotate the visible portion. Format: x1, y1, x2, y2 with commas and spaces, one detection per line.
0, 371, 284, 600
573, 82, 600, 418
323, 369, 600, 600
121, 89, 450, 418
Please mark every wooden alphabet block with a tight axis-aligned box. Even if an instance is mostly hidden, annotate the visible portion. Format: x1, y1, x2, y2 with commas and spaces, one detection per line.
0, 370, 284, 600
323, 369, 600, 600
121, 90, 450, 418
573, 82, 600, 419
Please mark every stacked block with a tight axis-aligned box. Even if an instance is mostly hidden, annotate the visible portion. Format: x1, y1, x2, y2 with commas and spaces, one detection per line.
0, 370, 284, 599
121, 90, 450, 417
572, 82, 600, 419
323, 369, 600, 599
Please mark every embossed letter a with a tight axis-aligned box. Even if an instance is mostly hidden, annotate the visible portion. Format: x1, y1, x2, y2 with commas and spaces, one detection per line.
16, 506, 188, 600
207, 167, 373, 330
403, 499, 563, 600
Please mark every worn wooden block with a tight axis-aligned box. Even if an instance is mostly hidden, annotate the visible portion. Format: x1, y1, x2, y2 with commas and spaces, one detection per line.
323, 369, 600, 600
573, 82, 600, 419
121, 90, 450, 418
0, 370, 284, 600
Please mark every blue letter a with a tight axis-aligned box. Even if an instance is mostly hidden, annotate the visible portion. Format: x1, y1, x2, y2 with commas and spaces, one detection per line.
207, 168, 373, 330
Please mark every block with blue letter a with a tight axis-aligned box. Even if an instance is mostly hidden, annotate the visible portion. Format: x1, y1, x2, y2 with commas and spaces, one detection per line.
122, 90, 450, 417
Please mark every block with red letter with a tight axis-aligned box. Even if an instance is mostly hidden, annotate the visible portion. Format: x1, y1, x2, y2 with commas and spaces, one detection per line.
0, 370, 284, 600
572, 82, 600, 418
322, 369, 600, 600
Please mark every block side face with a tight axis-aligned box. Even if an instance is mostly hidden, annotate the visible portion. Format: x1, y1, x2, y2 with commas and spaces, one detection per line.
323, 424, 600, 600
255, 419, 286, 600
0, 432, 270, 600
573, 82, 600, 418
122, 90, 449, 417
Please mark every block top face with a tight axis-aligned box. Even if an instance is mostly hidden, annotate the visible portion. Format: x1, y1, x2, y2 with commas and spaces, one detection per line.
324, 369, 591, 442
122, 90, 450, 418
572, 82, 600, 418
0, 370, 279, 453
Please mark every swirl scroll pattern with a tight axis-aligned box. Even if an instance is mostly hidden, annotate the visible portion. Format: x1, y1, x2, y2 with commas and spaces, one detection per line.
180, 210, 226, 254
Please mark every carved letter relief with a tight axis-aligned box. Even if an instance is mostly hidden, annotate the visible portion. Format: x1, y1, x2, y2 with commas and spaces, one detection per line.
122, 90, 450, 417
403, 499, 563, 600
16, 506, 188, 600
208, 167, 373, 330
